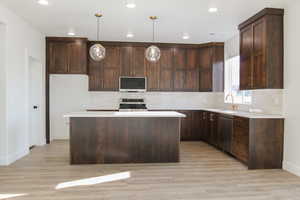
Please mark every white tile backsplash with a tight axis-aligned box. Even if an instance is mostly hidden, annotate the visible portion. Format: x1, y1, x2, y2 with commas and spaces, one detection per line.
87, 92, 217, 110
50, 75, 283, 139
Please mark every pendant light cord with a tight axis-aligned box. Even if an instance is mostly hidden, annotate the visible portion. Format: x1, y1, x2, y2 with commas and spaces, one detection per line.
97, 17, 100, 41
152, 20, 155, 42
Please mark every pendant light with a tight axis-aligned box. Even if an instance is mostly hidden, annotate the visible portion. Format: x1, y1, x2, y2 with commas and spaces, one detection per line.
145, 16, 161, 62
89, 13, 106, 62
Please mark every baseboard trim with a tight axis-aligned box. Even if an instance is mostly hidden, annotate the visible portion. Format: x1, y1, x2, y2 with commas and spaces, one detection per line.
283, 161, 300, 177
0, 149, 29, 166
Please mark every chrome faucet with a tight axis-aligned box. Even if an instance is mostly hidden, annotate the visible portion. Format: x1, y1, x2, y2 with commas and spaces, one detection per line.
225, 93, 238, 111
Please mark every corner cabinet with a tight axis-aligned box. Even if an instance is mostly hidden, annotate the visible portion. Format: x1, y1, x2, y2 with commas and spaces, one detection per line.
239, 8, 284, 90
46, 37, 88, 74
199, 44, 224, 92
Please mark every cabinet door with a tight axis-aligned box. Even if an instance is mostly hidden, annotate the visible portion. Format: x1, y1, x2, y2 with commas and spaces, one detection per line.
209, 113, 218, 146
252, 18, 267, 89
179, 111, 193, 141
48, 42, 69, 73
102, 47, 121, 90
159, 48, 174, 91
173, 48, 186, 91
185, 70, 199, 91
186, 48, 198, 69
132, 47, 146, 77
199, 70, 212, 92
146, 48, 174, 91
232, 117, 249, 163
120, 47, 132, 76
201, 112, 210, 142
174, 48, 186, 69
218, 116, 233, 153
68, 41, 87, 74
240, 24, 253, 90
88, 56, 103, 91
191, 111, 202, 140
199, 47, 212, 92
146, 60, 160, 91
185, 49, 200, 91
174, 48, 199, 91
173, 70, 185, 91
212, 46, 224, 92
179, 111, 201, 141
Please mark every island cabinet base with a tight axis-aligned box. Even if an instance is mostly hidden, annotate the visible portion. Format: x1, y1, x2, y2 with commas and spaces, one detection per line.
70, 117, 181, 164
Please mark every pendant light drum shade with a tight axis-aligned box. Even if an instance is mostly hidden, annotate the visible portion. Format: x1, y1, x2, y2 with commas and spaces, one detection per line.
90, 13, 106, 62
145, 45, 161, 62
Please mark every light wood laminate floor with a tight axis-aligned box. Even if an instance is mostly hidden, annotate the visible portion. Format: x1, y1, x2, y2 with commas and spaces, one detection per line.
1, 141, 300, 200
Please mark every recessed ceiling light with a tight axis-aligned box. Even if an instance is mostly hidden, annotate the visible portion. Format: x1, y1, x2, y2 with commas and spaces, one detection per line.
182, 33, 190, 40
68, 31, 75, 36
209, 7, 218, 13
126, 0, 136, 8
209, 33, 215, 36
126, 3, 136, 8
37, 0, 49, 6
126, 32, 134, 38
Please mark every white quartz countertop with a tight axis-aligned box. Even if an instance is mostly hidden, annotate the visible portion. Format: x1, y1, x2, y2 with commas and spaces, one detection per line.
83, 108, 284, 119
64, 111, 186, 118
198, 108, 284, 119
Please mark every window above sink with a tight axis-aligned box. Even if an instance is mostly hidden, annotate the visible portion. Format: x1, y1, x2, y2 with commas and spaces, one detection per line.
224, 35, 252, 105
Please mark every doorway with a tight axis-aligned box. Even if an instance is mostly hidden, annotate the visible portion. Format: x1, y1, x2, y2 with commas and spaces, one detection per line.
27, 56, 44, 148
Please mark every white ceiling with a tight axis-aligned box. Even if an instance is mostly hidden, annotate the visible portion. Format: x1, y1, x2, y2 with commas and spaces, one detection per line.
0, 0, 287, 44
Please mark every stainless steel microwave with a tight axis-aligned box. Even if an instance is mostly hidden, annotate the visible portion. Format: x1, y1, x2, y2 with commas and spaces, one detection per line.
119, 77, 147, 92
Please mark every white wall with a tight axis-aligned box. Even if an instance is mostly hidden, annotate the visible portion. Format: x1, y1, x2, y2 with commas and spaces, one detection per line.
0, 4, 45, 165
50, 75, 218, 139
0, 23, 7, 164
282, 0, 300, 176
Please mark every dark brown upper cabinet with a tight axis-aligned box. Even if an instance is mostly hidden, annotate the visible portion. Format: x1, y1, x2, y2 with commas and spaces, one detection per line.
120, 46, 146, 77
47, 37, 87, 74
239, 8, 284, 90
56, 41, 224, 92
199, 44, 224, 92
173, 48, 199, 91
88, 44, 121, 91
132, 47, 146, 77
146, 47, 174, 91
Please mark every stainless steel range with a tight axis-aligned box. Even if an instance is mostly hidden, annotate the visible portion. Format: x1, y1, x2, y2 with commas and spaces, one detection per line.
119, 98, 147, 111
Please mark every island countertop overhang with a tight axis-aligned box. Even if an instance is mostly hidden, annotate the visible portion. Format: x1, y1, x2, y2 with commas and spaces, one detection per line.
64, 111, 186, 118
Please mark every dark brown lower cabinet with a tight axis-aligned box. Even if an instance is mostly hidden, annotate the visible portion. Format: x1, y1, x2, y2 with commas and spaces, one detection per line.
200, 111, 284, 170
209, 112, 218, 147
153, 110, 202, 141
179, 110, 202, 141
248, 118, 284, 169
157, 109, 283, 170
231, 117, 249, 164
200, 111, 210, 142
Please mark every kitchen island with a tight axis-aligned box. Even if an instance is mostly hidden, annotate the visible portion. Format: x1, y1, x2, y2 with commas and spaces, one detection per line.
64, 111, 185, 164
